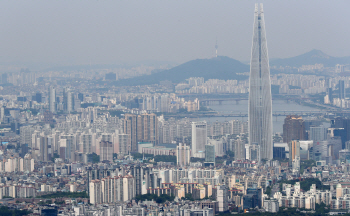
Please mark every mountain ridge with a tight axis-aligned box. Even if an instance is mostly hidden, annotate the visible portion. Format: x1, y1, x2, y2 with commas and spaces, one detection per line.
112, 56, 249, 86
270, 49, 350, 67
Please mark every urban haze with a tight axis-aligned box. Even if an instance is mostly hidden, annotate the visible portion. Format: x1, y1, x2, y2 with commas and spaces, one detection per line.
0, 1, 350, 216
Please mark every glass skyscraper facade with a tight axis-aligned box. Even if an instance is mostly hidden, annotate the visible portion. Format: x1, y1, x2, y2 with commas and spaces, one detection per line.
248, 4, 273, 160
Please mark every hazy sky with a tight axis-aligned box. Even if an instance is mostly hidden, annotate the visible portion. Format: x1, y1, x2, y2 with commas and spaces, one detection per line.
0, 1, 349, 68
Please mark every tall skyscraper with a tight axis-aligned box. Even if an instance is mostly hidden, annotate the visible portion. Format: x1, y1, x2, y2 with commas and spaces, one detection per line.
124, 114, 138, 152
176, 143, 190, 167
339, 80, 345, 99
191, 121, 207, 158
248, 4, 273, 160
63, 88, 74, 113
48, 86, 56, 113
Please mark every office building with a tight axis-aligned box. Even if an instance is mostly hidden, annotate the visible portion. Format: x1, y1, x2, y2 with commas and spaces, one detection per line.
191, 121, 207, 158
204, 144, 215, 167
289, 140, 300, 165
248, 3, 273, 159
309, 126, 327, 141
245, 143, 260, 162
283, 115, 305, 143
35, 92, 42, 103
273, 143, 288, 159
243, 187, 263, 209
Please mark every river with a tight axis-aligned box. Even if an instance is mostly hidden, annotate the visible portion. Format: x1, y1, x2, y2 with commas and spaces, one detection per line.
192, 100, 323, 134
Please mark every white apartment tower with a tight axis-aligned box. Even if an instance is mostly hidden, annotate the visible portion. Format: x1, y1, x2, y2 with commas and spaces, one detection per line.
176, 143, 190, 167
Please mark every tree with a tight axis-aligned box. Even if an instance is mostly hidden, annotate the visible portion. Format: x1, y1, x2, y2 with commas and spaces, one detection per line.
264, 186, 271, 196
154, 155, 176, 163
134, 194, 174, 203
0, 206, 31, 216
38, 192, 89, 199
183, 193, 194, 201
88, 153, 100, 163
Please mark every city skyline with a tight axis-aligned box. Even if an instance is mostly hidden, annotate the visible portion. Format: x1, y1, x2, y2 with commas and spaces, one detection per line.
0, 1, 349, 214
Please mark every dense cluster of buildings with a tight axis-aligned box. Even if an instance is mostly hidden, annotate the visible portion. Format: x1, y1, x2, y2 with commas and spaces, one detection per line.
0, 4, 350, 216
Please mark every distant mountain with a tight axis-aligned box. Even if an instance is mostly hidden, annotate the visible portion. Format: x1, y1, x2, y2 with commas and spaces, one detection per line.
270, 49, 350, 67
113, 56, 249, 86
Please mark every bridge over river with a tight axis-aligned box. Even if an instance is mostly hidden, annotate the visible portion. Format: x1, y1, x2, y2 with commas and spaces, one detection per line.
165, 110, 349, 119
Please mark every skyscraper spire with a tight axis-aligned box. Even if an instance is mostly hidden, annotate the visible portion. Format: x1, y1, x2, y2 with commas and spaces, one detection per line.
248, 3, 273, 160
215, 39, 218, 58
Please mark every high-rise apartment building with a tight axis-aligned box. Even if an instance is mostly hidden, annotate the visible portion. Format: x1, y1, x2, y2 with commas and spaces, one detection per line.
123, 113, 158, 152
100, 141, 113, 162
59, 139, 72, 161
118, 134, 130, 155
48, 86, 56, 113
339, 80, 345, 99
326, 88, 333, 103
283, 115, 306, 143
248, 4, 273, 159
176, 143, 190, 167
80, 133, 95, 154
191, 121, 207, 158
39, 136, 49, 162
124, 114, 138, 152
63, 88, 74, 113
231, 139, 245, 161
215, 185, 228, 212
